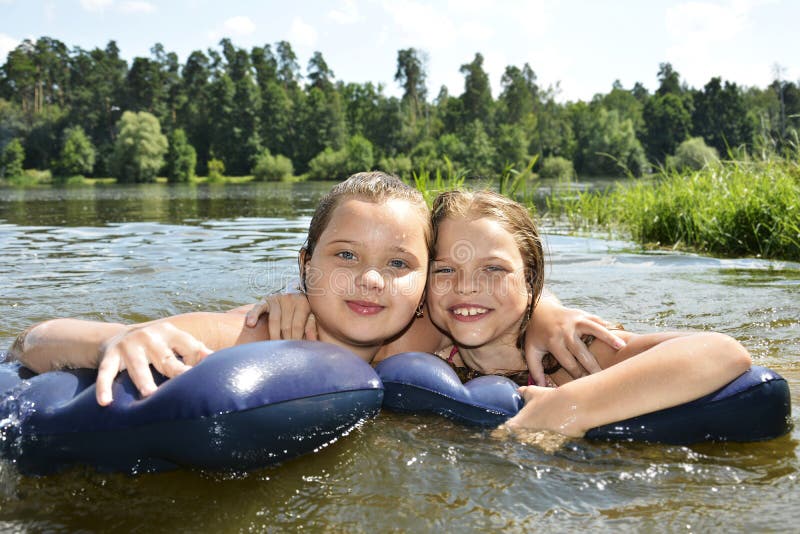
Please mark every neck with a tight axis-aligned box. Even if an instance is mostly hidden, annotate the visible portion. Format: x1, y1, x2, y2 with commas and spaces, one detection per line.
317, 331, 381, 364
455, 335, 526, 374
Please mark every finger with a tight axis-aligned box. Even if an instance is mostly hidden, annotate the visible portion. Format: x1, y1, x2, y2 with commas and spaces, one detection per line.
96, 351, 121, 406
168, 328, 213, 366
581, 316, 626, 350
157, 352, 191, 378
567, 336, 603, 374
290, 305, 307, 340
125, 346, 159, 398
526, 354, 547, 387
267, 300, 282, 340
304, 313, 318, 341
281, 300, 296, 340
245, 301, 269, 327
551, 344, 587, 379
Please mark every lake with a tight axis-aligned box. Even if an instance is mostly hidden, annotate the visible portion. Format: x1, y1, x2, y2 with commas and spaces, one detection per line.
0, 181, 798, 531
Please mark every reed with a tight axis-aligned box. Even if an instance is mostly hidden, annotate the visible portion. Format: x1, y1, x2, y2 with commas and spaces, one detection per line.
548, 160, 800, 261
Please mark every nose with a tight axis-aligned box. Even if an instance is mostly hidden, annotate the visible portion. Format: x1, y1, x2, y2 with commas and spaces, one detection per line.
455, 269, 477, 295
358, 267, 385, 292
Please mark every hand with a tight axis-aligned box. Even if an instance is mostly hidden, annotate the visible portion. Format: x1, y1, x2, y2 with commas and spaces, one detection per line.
493, 386, 573, 450
96, 321, 212, 406
525, 298, 626, 386
244, 293, 317, 341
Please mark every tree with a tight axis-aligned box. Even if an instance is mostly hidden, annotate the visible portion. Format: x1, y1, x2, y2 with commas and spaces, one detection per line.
165, 128, 196, 182
643, 93, 692, 163
56, 125, 95, 177
656, 63, 682, 96
459, 53, 493, 128
0, 138, 24, 178
692, 77, 754, 154
308, 51, 335, 92
497, 64, 537, 126
395, 48, 427, 124
178, 50, 211, 174
110, 111, 167, 183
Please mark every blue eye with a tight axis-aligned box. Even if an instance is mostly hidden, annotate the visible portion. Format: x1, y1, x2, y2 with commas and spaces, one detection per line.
486, 265, 507, 273
336, 251, 356, 261
433, 266, 455, 274
389, 259, 409, 269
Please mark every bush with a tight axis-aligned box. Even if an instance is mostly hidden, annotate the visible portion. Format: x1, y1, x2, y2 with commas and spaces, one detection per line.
166, 129, 197, 183
306, 135, 375, 181
667, 137, 719, 171
345, 135, 374, 173
55, 126, 95, 178
538, 155, 576, 181
252, 149, 294, 181
207, 158, 225, 182
110, 111, 168, 183
307, 147, 348, 181
1, 138, 24, 179
377, 155, 413, 178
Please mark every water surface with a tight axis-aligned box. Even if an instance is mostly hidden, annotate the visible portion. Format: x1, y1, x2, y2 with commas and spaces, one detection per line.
0, 182, 797, 531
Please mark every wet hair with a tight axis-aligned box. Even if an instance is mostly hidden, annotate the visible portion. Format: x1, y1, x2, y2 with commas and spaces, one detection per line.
300, 172, 432, 286
431, 190, 545, 348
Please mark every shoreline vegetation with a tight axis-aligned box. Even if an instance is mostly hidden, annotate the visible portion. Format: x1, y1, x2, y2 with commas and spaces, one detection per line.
2, 157, 798, 263
1, 36, 798, 261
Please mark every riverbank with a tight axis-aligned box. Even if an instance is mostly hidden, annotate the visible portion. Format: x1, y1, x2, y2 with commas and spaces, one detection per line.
546, 160, 800, 261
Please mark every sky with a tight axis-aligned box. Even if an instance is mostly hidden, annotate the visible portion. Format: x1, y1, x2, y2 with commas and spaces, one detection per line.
1, 0, 798, 102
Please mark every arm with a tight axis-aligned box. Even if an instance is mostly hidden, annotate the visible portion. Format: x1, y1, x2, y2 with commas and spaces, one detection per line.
12, 311, 271, 405
524, 289, 627, 385
505, 332, 752, 437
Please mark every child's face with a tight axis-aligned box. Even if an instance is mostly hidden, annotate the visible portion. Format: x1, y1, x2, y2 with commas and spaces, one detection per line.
303, 198, 428, 359
428, 215, 530, 350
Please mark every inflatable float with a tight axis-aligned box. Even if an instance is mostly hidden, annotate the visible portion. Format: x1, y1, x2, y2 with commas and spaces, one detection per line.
0, 344, 791, 474
0, 341, 383, 474
375, 352, 792, 444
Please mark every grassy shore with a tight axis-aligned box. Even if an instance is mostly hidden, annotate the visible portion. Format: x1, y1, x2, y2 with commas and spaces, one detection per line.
546, 160, 800, 261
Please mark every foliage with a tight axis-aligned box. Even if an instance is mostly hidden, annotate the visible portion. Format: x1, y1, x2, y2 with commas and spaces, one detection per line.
666, 137, 719, 171
538, 155, 576, 180
1, 36, 799, 185
252, 148, 294, 181
110, 111, 167, 183
165, 128, 197, 183
55, 126, 95, 178
206, 158, 225, 182
306, 134, 375, 181
411, 158, 466, 206
1, 138, 25, 178
377, 155, 413, 178
547, 160, 800, 261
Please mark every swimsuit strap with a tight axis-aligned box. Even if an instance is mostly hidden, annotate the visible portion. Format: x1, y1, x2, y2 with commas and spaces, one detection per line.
447, 345, 459, 364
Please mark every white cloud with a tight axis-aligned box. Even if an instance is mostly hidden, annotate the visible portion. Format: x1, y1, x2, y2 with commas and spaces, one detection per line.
288, 17, 317, 50
329, 0, 360, 24
0, 33, 19, 64
380, 0, 457, 51
664, 0, 771, 88
223, 15, 256, 36
119, 1, 156, 14
209, 15, 256, 41
80, 0, 113, 12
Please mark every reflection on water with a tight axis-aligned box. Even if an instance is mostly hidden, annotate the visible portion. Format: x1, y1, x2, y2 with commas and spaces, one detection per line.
0, 182, 798, 530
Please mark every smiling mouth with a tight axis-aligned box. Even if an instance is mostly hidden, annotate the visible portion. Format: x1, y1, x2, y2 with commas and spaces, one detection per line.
346, 300, 385, 315
449, 305, 491, 321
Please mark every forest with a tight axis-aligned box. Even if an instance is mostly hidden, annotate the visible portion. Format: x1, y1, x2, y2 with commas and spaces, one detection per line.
0, 36, 798, 184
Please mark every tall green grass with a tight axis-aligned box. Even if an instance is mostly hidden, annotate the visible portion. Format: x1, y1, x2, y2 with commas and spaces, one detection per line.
548, 160, 800, 261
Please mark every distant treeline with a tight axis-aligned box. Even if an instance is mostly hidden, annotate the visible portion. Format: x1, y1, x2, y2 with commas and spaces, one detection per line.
1, 36, 799, 182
